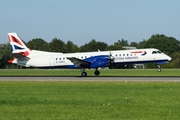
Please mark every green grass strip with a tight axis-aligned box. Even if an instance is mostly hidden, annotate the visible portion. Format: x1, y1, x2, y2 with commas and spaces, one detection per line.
0, 81, 180, 120
0, 69, 180, 76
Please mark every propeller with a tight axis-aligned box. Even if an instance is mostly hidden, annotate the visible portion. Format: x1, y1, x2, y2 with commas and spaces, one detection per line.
108, 51, 115, 68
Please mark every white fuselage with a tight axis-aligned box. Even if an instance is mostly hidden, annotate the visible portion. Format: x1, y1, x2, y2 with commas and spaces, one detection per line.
15, 48, 171, 68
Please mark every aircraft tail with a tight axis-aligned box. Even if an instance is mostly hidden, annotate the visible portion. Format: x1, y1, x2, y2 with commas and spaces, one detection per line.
7, 33, 30, 60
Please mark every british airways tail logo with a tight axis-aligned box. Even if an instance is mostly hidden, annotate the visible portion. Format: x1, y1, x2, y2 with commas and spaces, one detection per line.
11, 36, 23, 46
8, 35, 30, 57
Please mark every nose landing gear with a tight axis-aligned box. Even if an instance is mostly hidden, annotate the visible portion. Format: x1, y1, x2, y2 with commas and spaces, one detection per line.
157, 64, 161, 72
81, 71, 87, 77
81, 68, 87, 77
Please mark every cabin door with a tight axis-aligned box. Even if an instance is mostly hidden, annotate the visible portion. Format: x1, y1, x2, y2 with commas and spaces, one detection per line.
49, 57, 54, 67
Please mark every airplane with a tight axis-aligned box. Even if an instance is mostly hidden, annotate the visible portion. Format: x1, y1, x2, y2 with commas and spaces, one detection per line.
7, 33, 172, 77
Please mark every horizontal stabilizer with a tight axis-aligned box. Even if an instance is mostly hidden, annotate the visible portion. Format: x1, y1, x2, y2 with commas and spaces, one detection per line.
12, 53, 30, 60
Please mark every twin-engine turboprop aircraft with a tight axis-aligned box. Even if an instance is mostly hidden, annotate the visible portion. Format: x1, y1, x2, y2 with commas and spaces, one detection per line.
7, 33, 171, 76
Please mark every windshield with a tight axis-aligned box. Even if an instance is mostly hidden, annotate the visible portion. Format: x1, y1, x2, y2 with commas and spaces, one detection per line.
152, 51, 162, 54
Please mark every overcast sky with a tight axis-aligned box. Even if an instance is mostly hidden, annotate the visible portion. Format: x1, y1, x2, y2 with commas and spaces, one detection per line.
1, 0, 180, 46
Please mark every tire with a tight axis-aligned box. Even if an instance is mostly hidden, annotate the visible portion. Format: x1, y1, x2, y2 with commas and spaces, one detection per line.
94, 70, 100, 76
81, 72, 87, 77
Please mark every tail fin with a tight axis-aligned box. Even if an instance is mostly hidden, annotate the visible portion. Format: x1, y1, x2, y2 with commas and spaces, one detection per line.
7, 33, 30, 58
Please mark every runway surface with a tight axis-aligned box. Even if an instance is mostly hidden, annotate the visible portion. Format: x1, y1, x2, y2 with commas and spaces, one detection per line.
0, 76, 180, 82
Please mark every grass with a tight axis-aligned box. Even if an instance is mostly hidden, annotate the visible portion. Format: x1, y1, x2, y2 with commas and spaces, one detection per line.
0, 81, 180, 120
1, 69, 180, 76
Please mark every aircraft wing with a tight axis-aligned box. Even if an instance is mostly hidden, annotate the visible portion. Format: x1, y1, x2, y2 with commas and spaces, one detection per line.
67, 57, 91, 68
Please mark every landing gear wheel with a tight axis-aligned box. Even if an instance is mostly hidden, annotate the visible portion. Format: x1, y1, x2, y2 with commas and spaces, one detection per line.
94, 70, 100, 76
81, 72, 87, 77
157, 64, 161, 72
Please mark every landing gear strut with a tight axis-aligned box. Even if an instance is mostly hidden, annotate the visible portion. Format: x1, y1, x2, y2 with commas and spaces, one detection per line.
157, 64, 161, 72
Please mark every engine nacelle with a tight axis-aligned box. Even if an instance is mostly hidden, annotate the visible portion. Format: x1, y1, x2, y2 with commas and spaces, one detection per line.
85, 55, 109, 68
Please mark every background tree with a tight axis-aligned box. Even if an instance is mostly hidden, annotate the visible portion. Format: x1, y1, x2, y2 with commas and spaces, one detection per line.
0, 43, 13, 68
130, 42, 138, 48
65, 40, 79, 53
79, 39, 108, 52
117, 39, 129, 46
137, 40, 147, 48
107, 41, 124, 50
49, 38, 66, 52
27, 38, 49, 51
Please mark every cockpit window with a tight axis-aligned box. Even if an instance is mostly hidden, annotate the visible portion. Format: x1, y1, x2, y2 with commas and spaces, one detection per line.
152, 51, 162, 54
157, 51, 162, 54
152, 51, 157, 54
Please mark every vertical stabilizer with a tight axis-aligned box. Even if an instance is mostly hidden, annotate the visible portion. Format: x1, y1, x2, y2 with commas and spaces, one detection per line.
7, 33, 30, 58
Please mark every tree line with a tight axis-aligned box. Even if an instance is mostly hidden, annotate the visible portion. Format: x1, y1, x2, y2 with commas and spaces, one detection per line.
0, 34, 180, 69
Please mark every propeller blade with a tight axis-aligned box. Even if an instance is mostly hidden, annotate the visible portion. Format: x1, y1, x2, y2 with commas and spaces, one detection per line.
108, 51, 115, 68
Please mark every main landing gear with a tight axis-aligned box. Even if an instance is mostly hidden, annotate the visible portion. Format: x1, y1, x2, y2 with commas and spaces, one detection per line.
94, 68, 100, 76
81, 68, 100, 77
157, 64, 161, 72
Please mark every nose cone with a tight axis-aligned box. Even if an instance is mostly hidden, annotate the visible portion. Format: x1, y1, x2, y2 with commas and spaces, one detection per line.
167, 56, 172, 61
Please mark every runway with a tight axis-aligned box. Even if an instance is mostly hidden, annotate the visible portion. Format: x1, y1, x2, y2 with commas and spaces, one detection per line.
0, 76, 180, 82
